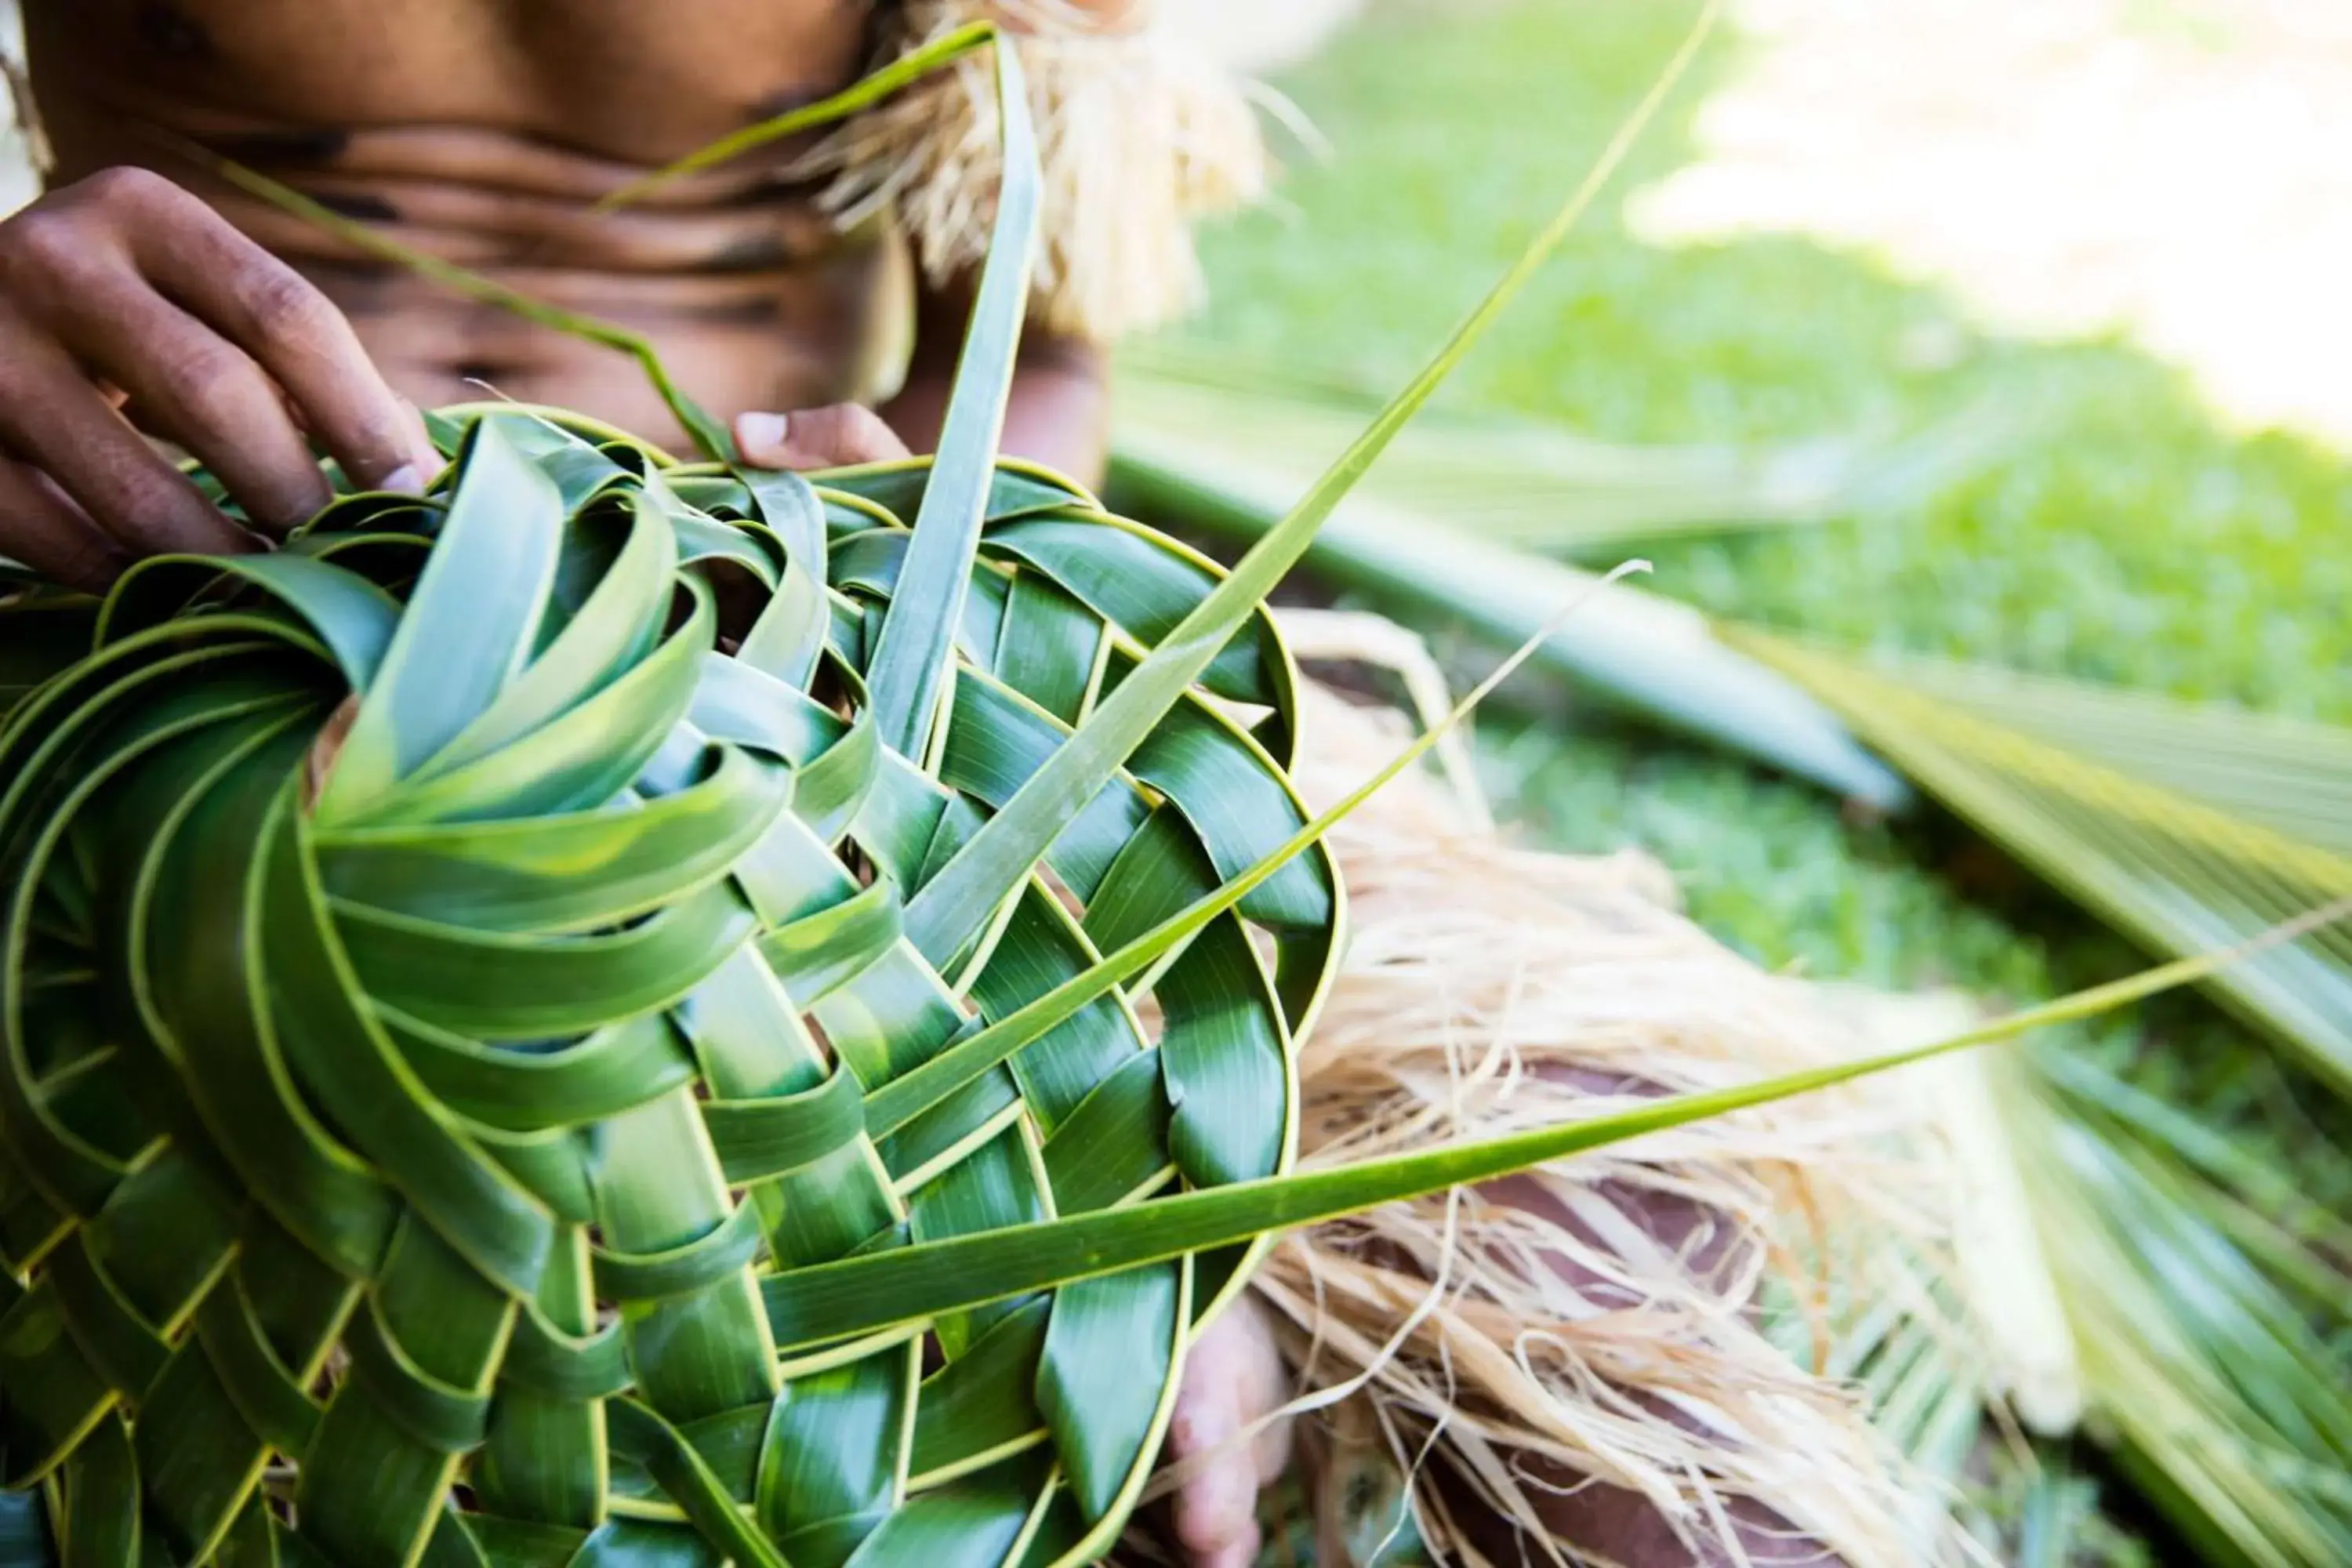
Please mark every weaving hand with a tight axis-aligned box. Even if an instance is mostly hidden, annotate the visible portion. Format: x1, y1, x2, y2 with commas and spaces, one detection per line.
0, 168, 435, 586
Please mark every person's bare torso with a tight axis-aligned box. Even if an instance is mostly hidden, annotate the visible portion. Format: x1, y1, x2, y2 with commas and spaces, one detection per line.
23, 0, 913, 446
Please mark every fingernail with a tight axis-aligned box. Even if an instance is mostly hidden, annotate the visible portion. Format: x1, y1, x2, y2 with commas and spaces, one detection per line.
380, 463, 425, 496
737, 411, 789, 456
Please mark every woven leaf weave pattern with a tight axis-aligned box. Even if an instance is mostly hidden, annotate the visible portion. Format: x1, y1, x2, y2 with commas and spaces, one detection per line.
0, 409, 1339, 1568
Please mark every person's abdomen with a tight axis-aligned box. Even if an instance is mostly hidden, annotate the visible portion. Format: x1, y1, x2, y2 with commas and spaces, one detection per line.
20, 0, 912, 448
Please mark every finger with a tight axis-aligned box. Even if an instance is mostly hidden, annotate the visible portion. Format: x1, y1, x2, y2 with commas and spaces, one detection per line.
0, 452, 132, 591
1168, 1372, 1262, 1563
0, 307, 252, 557
735, 405, 909, 470
1234, 1307, 1297, 1485
59, 274, 333, 533
1174, 1457, 1262, 1561
112, 173, 436, 490
1196, 1295, 1297, 1478
1194, 1534, 1261, 1568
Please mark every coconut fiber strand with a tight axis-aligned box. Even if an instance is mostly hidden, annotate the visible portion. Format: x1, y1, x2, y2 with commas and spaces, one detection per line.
1243, 615, 1973, 1568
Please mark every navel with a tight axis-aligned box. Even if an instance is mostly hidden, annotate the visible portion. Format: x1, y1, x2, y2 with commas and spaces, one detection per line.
133, 1, 213, 62
208, 128, 354, 168
310, 189, 402, 224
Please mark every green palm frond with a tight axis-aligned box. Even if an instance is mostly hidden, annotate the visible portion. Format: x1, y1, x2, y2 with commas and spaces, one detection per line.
1105, 430, 1914, 808
1120, 342, 2017, 555
1997, 1046, 2352, 1568
1737, 635, 2352, 1096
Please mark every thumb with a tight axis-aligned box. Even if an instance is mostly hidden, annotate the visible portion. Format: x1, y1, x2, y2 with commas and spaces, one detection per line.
1167, 1298, 1290, 1567
734, 405, 910, 471
1170, 1388, 1264, 1568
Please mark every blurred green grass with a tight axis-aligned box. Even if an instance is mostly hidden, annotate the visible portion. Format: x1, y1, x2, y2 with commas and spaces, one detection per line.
1192, 2, 2352, 714
1172, 0, 2352, 1546
1180, 0, 2352, 1114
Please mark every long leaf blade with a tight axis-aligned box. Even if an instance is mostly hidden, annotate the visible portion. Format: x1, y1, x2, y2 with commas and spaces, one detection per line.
863, 42, 1040, 760
784, 906, 2349, 1348
901, 0, 1730, 964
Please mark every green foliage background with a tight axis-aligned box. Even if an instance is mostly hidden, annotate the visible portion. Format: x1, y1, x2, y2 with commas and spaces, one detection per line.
1164, 0, 2352, 1550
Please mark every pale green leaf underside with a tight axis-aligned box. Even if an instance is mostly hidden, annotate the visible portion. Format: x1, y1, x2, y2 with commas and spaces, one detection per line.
1740, 633, 2352, 1098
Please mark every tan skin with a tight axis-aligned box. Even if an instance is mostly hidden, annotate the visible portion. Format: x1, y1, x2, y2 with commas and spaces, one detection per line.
3, 5, 1826, 1563
5, 0, 1108, 586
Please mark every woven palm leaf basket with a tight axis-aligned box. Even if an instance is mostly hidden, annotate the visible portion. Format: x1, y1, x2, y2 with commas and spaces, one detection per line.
0, 30, 1497, 1552
0, 17, 2184, 1568
0, 29, 1375, 1562
0, 379, 1365, 1566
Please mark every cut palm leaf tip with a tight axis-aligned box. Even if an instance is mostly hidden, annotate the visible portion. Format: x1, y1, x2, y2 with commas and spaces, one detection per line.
2, 6, 2340, 1568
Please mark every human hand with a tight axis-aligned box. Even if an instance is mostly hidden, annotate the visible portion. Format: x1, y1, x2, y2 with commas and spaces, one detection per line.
0, 166, 438, 590
731, 405, 910, 470
1164, 1292, 1294, 1568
